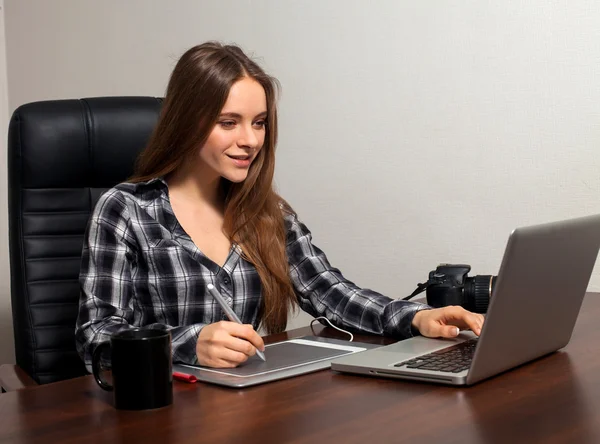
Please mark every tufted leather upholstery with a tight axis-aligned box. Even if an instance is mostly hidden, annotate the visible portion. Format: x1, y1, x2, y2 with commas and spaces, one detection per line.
8, 97, 163, 384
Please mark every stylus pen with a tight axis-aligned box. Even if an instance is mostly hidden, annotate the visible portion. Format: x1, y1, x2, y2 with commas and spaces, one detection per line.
206, 283, 267, 362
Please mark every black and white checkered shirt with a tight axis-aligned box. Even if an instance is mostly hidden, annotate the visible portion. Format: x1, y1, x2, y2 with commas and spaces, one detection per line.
76, 178, 428, 369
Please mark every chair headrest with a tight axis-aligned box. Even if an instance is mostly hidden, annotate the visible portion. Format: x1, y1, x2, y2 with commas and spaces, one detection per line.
9, 96, 163, 188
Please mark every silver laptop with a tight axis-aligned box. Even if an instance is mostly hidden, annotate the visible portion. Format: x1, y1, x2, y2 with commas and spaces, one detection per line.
331, 214, 600, 386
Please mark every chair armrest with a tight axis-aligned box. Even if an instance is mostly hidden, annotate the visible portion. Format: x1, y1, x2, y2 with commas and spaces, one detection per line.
0, 364, 38, 391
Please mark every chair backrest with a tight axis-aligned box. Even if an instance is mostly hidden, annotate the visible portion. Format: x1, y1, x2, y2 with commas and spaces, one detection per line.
7, 97, 163, 384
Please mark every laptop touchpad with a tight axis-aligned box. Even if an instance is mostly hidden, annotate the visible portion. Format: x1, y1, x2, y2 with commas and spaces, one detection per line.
374, 334, 472, 355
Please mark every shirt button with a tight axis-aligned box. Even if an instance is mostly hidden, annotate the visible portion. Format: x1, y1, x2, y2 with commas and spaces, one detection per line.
223, 276, 231, 285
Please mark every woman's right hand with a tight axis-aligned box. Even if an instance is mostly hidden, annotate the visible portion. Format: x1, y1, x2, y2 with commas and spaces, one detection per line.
196, 321, 265, 368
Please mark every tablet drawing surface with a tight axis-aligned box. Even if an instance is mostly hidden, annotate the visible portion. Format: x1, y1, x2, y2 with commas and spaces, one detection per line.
183, 338, 366, 378
174, 336, 376, 387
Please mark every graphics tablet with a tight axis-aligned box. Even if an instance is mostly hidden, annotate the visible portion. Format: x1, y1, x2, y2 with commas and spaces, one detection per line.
173, 336, 378, 388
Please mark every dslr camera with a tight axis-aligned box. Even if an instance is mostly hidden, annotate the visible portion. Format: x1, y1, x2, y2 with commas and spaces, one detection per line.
406, 264, 496, 313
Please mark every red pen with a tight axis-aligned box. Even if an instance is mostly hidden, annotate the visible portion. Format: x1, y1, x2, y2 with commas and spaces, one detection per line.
173, 371, 198, 383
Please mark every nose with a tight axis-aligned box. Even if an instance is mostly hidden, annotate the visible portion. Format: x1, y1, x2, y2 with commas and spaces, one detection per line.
237, 123, 260, 149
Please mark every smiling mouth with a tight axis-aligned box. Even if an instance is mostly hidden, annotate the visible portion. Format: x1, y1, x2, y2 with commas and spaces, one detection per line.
226, 154, 253, 168
226, 154, 250, 160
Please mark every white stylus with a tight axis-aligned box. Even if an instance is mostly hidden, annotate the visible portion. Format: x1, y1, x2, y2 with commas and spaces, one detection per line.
206, 283, 267, 362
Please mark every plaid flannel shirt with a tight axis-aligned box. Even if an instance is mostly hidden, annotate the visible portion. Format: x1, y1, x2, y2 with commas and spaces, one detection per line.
76, 178, 428, 370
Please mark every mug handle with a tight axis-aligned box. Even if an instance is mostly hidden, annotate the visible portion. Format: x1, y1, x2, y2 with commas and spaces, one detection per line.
92, 342, 113, 391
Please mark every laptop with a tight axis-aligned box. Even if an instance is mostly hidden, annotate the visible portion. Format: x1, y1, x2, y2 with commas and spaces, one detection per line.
331, 214, 600, 386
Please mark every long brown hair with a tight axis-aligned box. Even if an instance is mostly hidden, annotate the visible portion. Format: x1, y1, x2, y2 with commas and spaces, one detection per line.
131, 42, 297, 333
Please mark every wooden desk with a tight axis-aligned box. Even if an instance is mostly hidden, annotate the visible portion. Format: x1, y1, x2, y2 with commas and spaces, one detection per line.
1, 294, 599, 444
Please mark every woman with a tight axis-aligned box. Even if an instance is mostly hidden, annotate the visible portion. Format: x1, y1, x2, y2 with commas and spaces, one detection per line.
76, 42, 484, 370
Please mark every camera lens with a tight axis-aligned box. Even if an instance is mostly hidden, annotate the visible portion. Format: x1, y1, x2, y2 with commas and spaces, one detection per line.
464, 275, 496, 313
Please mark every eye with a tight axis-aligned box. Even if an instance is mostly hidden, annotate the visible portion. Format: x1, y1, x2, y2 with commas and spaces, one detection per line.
219, 120, 236, 129
253, 120, 266, 129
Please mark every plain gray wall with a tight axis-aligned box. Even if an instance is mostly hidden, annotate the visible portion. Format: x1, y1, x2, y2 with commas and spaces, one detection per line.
0, 0, 10, 365
1, 0, 599, 364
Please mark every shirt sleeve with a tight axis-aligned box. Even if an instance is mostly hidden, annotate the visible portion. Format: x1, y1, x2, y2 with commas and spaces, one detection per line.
285, 212, 430, 338
75, 189, 203, 372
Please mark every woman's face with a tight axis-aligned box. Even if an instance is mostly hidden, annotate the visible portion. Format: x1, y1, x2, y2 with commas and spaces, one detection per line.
199, 77, 267, 183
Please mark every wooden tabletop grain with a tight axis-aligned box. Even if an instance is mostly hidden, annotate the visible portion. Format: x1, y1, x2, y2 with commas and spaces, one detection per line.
1, 294, 599, 444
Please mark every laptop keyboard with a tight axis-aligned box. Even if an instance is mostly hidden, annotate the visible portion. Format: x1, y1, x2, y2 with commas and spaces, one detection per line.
394, 338, 479, 373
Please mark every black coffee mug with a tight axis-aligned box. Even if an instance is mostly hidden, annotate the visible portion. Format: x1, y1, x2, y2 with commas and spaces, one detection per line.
92, 328, 173, 410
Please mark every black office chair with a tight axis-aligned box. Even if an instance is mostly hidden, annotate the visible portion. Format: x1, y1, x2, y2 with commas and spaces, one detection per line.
2, 97, 162, 387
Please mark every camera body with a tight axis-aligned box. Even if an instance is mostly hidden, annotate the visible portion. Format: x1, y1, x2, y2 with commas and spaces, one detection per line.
426, 264, 495, 313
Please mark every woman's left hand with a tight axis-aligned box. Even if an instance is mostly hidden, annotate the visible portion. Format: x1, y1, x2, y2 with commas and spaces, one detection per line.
411, 306, 485, 338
